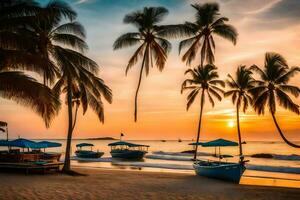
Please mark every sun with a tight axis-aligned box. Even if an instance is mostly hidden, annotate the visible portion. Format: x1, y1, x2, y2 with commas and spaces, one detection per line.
227, 120, 235, 128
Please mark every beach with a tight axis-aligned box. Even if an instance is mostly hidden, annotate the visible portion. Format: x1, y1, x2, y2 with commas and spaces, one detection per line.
0, 168, 299, 200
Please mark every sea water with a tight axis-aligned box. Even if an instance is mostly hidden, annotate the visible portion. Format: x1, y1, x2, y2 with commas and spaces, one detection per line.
2, 139, 300, 184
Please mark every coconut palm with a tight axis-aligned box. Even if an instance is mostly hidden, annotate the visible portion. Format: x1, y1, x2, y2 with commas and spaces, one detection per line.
0, 71, 60, 127
182, 64, 224, 159
27, 0, 86, 86
52, 47, 112, 172
0, 0, 60, 127
225, 66, 254, 161
250, 52, 300, 148
160, 2, 237, 66
113, 7, 172, 122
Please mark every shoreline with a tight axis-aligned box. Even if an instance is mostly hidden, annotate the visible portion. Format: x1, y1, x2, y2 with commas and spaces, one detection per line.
0, 168, 299, 200
72, 165, 300, 188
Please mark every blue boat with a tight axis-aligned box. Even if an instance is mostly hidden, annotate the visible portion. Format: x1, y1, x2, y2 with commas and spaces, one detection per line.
108, 141, 149, 160
75, 143, 104, 158
193, 160, 246, 183
193, 138, 247, 183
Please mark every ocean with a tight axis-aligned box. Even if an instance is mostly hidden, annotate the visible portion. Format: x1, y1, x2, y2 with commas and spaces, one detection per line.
2, 139, 300, 183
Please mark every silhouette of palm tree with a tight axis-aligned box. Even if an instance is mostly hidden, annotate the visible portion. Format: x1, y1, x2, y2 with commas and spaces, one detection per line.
225, 66, 254, 161
250, 52, 300, 148
182, 64, 224, 160
113, 7, 172, 122
0, 0, 60, 127
160, 2, 237, 66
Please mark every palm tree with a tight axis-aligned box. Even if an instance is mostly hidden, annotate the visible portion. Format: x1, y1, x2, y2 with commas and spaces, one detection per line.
225, 66, 254, 161
113, 7, 172, 122
160, 2, 237, 66
52, 47, 112, 172
28, 0, 85, 86
250, 52, 300, 148
0, 0, 60, 127
182, 64, 224, 160
0, 71, 60, 127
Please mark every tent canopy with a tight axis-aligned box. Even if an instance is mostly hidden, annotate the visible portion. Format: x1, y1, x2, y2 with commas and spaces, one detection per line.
76, 143, 94, 148
202, 138, 238, 147
108, 141, 149, 147
34, 141, 62, 149
188, 142, 204, 146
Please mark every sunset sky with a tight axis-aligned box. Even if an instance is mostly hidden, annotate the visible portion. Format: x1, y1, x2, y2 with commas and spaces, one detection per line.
1, 0, 300, 141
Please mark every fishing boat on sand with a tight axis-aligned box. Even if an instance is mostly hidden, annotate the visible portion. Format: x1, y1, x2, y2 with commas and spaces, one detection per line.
75, 143, 104, 158
108, 141, 149, 160
193, 138, 247, 183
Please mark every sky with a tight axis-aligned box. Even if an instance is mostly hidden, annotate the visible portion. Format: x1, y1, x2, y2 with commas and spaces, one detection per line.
0, 0, 300, 141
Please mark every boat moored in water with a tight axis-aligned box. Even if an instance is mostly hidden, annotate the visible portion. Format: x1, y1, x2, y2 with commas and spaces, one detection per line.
193, 138, 247, 183
75, 143, 104, 158
108, 141, 149, 160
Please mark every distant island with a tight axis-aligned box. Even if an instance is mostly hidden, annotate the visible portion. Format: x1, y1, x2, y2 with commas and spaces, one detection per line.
85, 137, 117, 140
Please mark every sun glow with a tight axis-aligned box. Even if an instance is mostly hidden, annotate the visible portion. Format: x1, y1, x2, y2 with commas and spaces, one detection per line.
227, 120, 235, 128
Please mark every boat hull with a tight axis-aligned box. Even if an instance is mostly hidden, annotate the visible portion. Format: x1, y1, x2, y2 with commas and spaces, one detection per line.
193, 161, 246, 183
75, 151, 104, 158
110, 150, 147, 160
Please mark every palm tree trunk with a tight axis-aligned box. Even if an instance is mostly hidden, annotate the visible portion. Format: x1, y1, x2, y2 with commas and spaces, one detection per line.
62, 76, 74, 172
72, 104, 79, 132
134, 45, 148, 122
271, 112, 300, 148
236, 103, 243, 162
194, 89, 205, 160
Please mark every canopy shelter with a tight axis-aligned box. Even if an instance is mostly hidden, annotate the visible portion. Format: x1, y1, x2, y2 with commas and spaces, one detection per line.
188, 142, 205, 146
36, 141, 62, 148
9, 138, 43, 149
108, 141, 149, 151
76, 143, 94, 150
202, 139, 238, 147
201, 138, 238, 161
0, 121, 8, 140
188, 142, 204, 150
0, 139, 61, 150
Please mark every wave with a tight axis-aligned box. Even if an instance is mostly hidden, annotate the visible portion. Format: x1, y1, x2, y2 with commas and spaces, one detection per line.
152, 151, 212, 157
71, 156, 112, 162
273, 154, 300, 161
145, 154, 193, 161
246, 164, 300, 174
153, 151, 300, 161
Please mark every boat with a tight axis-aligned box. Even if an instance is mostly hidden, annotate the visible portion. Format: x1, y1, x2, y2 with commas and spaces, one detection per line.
161, 140, 166, 142
193, 138, 247, 183
75, 143, 104, 158
108, 141, 149, 160
0, 138, 62, 162
178, 138, 182, 142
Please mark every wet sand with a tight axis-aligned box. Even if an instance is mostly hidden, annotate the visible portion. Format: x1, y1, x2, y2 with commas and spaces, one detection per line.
0, 168, 299, 200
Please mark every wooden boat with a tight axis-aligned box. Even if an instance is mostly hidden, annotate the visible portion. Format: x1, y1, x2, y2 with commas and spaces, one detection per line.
108, 141, 149, 160
75, 143, 104, 158
0, 139, 62, 162
193, 160, 246, 183
193, 138, 246, 183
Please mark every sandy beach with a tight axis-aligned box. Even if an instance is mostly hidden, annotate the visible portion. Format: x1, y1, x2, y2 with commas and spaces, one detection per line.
0, 168, 299, 200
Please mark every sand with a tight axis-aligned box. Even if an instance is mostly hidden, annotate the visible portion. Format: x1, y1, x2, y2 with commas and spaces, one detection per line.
0, 168, 299, 200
